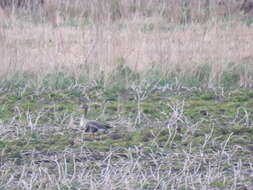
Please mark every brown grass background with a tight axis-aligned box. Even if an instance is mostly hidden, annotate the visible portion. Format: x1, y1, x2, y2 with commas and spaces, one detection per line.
0, 0, 252, 80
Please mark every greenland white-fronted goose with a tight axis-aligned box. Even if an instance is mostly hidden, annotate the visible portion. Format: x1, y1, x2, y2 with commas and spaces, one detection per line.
80, 104, 112, 136
84, 121, 112, 134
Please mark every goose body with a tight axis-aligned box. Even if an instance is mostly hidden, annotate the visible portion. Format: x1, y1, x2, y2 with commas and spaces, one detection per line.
85, 121, 112, 134
80, 104, 112, 136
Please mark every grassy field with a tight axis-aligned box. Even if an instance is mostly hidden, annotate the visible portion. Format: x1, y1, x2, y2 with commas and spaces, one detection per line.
1, 1, 253, 189
1, 73, 253, 189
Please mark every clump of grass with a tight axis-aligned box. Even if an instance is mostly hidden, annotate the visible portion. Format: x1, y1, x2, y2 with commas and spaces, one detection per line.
42, 72, 77, 90
106, 58, 139, 91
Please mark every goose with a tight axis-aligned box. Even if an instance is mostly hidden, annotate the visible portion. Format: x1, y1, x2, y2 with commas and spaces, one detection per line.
80, 104, 112, 136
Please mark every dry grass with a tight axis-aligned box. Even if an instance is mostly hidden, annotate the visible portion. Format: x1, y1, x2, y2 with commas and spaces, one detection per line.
0, 0, 252, 82
0, 18, 253, 79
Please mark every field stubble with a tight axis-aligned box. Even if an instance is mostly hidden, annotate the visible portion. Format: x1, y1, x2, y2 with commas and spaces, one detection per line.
1, 76, 253, 189
0, 5, 253, 189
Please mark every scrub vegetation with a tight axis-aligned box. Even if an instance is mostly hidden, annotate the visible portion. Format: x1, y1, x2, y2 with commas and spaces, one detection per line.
0, 0, 253, 189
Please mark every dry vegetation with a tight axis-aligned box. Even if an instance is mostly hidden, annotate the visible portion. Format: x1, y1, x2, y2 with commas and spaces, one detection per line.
0, 0, 253, 85
0, 0, 253, 190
